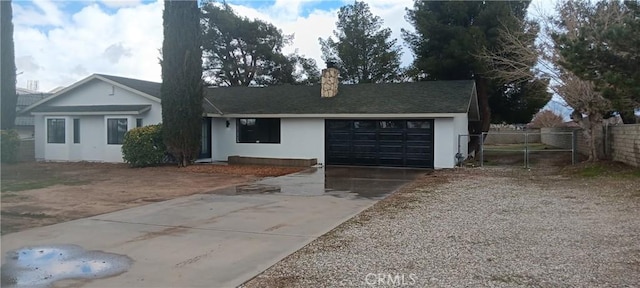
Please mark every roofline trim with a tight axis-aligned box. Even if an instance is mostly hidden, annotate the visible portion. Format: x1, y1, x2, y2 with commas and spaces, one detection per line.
467, 81, 480, 121
20, 74, 97, 114
203, 97, 224, 115
205, 113, 467, 118
20, 74, 161, 114
32, 111, 149, 116
95, 75, 161, 103
31, 106, 151, 116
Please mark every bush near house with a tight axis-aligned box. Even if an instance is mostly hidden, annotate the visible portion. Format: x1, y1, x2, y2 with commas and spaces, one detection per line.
1, 130, 20, 164
122, 124, 166, 168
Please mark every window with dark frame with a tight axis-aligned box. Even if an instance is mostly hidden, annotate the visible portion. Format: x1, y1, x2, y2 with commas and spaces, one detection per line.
136, 118, 143, 128
237, 118, 280, 143
107, 118, 128, 145
47, 118, 65, 143
73, 118, 80, 143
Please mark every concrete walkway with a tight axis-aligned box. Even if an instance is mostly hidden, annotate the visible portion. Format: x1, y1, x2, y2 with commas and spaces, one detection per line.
0, 167, 424, 288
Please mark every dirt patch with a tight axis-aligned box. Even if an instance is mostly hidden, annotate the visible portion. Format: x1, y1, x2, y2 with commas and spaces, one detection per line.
0, 162, 305, 234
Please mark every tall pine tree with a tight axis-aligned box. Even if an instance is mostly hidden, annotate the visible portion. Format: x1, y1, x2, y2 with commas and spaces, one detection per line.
555, 0, 640, 123
403, 1, 548, 135
201, 2, 320, 86
161, 0, 203, 167
1, 0, 17, 130
319, 1, 402, 83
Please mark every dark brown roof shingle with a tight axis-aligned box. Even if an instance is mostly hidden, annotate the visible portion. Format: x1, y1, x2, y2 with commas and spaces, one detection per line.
203, 80, 475, 115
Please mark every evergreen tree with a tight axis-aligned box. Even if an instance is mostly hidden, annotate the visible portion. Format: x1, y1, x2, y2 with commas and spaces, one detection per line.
319, 1, 402, 83
161, 0, 203, 167
201, 2, 319, 86
403, 1, 548, 133
1, 0, 17, 130
554, 0, 640, 123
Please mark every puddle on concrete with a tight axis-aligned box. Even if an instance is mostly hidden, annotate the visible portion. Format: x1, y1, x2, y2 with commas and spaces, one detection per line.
235, 184, 282, 194
1, 244, 132, 288
218, 167, 428, 199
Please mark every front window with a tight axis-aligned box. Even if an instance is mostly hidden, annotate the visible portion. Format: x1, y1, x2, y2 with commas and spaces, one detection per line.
47, 118, 65, 143
107, 118, 128, 145
237, 118, 280, 143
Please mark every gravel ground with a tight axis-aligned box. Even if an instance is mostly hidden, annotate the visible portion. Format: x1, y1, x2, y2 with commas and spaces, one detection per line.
243, 165, 640, 287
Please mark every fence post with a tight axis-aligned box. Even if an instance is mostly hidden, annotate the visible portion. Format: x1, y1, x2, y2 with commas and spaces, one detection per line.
480, 133, 484, 167
524, 132, 529, 169
571, 130, 577, 165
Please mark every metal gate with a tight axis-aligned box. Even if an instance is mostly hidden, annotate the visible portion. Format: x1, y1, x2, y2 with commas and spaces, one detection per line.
458, 131, 577, 168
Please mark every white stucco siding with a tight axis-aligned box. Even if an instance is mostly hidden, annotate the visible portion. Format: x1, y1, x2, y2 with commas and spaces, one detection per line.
433, 118, 456, 169
47, 79, 158, 106
78, 116, 105, 161
432, 115, 468, 169
103, 115, 136, 162
212, 118, 325, 163
40, 115, 139, 162
43, 116, 71, 161
34, 79, 162, 162
453, 114, 470, 159
34, 115, 45, 160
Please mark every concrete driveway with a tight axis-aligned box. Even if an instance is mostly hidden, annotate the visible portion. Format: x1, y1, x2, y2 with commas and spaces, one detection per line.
0, 166, 425, 288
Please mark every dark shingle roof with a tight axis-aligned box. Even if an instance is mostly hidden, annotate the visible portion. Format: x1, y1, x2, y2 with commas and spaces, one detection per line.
15, 93, 52, 126
17, 93, 51, 109
96, 74, 161, 99
203, 80, 475, 115
32, 105, 152, 114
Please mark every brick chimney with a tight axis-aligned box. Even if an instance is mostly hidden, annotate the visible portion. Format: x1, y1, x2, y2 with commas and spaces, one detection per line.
321, 61, 339, 98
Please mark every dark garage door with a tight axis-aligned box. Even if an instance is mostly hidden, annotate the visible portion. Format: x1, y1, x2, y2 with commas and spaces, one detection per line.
326, 119, 434, 168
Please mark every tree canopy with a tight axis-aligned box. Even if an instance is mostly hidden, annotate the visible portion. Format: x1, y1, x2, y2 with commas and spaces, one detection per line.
403, 1, 549, 130
161, 0, 203, 167
319, 1, 402, 83
554, 0, 640, 123
201, 2, 319, 86
1, 0, 17, 130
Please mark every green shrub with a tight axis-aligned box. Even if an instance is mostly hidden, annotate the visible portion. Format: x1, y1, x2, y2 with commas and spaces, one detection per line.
1, 130, 21, 164
122, 124, 166, 167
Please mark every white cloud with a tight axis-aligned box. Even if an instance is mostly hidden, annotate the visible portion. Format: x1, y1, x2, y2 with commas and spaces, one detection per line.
16, 55, 42, 73
13, 0, 67, 27
103, 43, 133, 64
100, 0, 143, 9
13, 0, 164, 92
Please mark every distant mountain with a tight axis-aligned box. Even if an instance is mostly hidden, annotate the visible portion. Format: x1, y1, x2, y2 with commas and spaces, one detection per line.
540, 97, 639, 123
541, 98, 573, 121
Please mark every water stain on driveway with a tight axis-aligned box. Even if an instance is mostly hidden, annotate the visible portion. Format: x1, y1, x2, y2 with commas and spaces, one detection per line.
217, 167, 429, 199
1, 244, 132, 288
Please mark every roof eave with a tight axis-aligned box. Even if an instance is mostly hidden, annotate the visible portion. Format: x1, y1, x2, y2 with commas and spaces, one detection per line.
32, 110, 149, 116
31, 105, 151, 116
19, 74, 98, 114
467, 82, 480, 121
20, 74, 161, 115
95, 75, 161, 103
206, 113, 467, 118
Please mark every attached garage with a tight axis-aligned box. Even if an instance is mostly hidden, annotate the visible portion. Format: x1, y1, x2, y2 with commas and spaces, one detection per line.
205, 70, 479, 169
326, 119, 434, 168
21, 70, 478, 169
